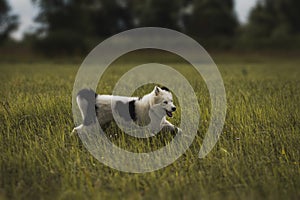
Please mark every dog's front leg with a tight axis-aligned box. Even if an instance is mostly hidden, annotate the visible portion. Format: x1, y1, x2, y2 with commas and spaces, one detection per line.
161, 119, 182, 133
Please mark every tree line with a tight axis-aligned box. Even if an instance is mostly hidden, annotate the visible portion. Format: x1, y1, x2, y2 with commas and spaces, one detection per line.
1, 0, 300, 54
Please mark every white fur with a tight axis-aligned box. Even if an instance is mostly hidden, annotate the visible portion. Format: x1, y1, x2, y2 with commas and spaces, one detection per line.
72, 86, 179, 134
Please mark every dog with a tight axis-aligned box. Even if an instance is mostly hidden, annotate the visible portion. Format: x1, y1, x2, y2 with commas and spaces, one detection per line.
72, 86, 180, 135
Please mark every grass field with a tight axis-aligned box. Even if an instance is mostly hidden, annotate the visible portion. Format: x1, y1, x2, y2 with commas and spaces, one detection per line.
0, 52, 299, 200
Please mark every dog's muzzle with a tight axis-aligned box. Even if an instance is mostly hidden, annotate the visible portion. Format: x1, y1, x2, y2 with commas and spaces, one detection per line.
166, 107, 176, 117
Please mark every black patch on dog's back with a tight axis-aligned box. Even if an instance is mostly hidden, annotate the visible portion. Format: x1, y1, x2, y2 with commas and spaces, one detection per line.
115, 100, 136, 121
161, 86, 170, 92
129, 100, 136, 121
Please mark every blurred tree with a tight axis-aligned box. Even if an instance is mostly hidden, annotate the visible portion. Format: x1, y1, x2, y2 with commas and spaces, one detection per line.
245, 2, 275, 38
32, 0, 250, 53
90, 0, 134, 36
183, 0, 238, 38
0, 0, 18, 44
132, 0, 181, 30
247, 0, 300, 38
32, 0, 134, 54
33, 0, 93, 54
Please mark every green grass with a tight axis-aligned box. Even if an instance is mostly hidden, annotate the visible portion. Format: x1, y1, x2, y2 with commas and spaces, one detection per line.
0, 53, 299, 200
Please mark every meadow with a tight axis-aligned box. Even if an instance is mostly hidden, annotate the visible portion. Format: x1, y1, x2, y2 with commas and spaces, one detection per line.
0, 52, 299, 200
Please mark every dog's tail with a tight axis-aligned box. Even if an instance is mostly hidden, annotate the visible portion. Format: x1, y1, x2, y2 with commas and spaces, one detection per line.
76, 89, 98, 126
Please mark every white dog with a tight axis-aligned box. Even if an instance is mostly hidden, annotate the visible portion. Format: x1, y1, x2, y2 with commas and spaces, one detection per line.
73, 86, 180, 135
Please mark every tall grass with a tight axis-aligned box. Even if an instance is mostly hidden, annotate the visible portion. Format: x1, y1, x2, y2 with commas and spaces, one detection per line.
0, 54, 299, 199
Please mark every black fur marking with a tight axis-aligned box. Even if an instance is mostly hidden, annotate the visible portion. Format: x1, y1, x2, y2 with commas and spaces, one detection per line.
161, 86, 170, 92
77, 89, 97, 126
95, 104, 98, 113
95, 93, 98, 113
129, 100, 137, 121
115, 100, 137, 121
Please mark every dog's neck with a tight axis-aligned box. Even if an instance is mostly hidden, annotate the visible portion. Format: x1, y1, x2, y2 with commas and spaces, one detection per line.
134, 92, 157, 124
137, 91, 154, 104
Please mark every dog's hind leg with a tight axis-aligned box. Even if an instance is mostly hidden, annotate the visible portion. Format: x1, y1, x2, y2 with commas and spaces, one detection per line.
71, 124, 83, 135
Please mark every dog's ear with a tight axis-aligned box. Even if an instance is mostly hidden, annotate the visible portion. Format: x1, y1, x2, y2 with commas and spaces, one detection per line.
154, 86, 161, 96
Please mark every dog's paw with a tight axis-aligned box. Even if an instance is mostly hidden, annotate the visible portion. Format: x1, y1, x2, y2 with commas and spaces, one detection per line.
71, 124, 83, 136
148, 132, 156, 137
176, 127, 183, 133
70, 128, 77, 136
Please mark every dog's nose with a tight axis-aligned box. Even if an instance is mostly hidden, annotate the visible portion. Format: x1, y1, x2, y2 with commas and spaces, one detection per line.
172, 107, 176, 111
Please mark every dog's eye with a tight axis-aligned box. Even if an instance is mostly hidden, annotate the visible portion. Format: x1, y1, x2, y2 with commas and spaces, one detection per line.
163, 101, 168, 104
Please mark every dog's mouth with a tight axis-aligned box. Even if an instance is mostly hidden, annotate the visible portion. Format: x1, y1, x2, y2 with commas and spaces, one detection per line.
166, 110, 173, 117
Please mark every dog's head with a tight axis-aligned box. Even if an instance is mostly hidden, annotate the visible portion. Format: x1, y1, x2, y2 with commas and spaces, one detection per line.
153, 86, 176, 117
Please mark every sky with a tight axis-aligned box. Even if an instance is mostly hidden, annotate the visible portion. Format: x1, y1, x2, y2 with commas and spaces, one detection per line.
9, 0, 258, 41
